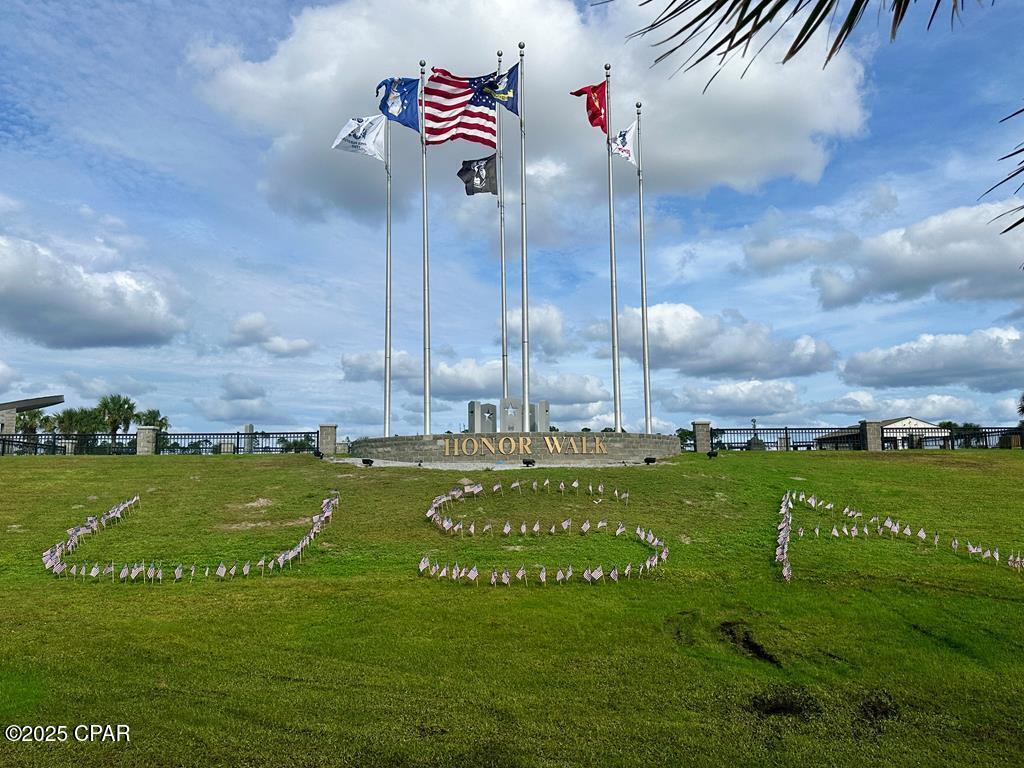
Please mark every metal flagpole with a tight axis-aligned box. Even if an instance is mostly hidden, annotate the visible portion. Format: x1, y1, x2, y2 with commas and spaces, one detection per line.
497, 50, 509, 403
636, 101, 652, 435
605, 63, 622, 433
384, 117, 393, 437
419, 59, 431, 435
519, 42, 530, 433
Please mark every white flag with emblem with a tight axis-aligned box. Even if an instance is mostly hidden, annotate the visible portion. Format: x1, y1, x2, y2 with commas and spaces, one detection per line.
331, 114, 386, 162
611, 120, 638, 166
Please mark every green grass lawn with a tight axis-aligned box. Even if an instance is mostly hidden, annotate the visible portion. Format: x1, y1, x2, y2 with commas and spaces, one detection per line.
1, 451, 1023, 767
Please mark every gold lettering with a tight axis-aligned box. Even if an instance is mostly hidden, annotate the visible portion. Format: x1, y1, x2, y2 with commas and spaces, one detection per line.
581, 435, 589, 454
498, 436, 516, 455
452, 437, 460, 457
543, 435, 564, 454
443, 438, 451, 456
566, 436, 579, 454
462, 437, 479, 456
593, 436, 607, 454
519, 436, 532, 455
480, 436, 495, 455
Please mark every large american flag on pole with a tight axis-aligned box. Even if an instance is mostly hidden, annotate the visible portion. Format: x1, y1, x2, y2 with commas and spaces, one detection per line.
423, 68, 497, 148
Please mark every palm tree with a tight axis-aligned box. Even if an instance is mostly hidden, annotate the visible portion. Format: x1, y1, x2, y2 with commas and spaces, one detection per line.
15, 408, 44, 435
632, 1, 1021, 231
1018, 392, 1024, 419
134, 408, 170, 432
96, 394, 137, 439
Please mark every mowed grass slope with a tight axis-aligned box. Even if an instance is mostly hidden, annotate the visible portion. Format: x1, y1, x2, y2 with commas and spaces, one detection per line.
1, 451, 1023, 768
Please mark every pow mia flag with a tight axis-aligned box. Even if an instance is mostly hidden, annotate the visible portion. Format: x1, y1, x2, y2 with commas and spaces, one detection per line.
457, 154, 497, 196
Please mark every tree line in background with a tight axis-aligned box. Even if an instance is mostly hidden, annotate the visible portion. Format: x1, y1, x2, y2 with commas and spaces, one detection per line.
13, 394, 169, 438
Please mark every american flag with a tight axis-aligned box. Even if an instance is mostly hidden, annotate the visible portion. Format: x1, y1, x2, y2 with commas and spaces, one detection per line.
422, 68, 497, 148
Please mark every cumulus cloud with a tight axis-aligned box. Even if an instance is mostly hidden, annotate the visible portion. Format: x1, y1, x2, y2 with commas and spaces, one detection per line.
62, 372, 155, 399
842, 326, 1024, 393
227, 312, 315, 357
189, 0, 866, 222
817, 390, 984, 423
608, 302, 835, 379
0, 235, 185, 348
0, 192, 21, 214
0, 360, 20, 394
340, 347, 608, 408
192, 374, 277, 423
744, 201, 1024, 310
657, 380, 801, 418
505, 303, 571, 362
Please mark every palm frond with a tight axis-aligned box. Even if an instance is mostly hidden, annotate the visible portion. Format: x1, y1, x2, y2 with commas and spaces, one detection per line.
629, 0, 1021, 233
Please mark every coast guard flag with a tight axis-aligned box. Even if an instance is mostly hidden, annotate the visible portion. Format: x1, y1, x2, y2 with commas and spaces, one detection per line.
483, 63, 519, 115
332, 114, 386, 162
570, 81, 607, 133
377, 77, 420, 132
611, 121, 638, 166
457, 154, 497, 195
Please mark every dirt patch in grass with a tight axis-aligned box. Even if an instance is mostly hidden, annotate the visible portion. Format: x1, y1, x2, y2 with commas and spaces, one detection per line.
750, 683, 821, 719
720, 620, 781, 667
244, 498, 273, 508
219, 517, 308, 531
859, 689, 899, 723
416, 723, 447, 739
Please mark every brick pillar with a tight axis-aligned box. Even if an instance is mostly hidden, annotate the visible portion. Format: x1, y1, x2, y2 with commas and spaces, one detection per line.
319, 424, 338, 455
860, 420, 882, 452
137, 426, 158, 455
692, 420, 712, 454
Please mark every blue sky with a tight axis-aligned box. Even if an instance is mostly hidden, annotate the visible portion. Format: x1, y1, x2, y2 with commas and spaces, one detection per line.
1, 0, 1022, 436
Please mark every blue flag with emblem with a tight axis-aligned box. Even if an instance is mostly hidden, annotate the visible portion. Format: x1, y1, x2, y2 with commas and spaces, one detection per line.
483, 63, 519, 116
377, 77, 420, 132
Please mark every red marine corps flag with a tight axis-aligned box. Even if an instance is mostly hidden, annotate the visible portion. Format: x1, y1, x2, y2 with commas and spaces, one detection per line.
570, 81, 607, 133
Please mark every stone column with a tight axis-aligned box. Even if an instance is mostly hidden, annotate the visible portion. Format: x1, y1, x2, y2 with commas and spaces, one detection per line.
319, 424, 338, 455
859, 420, 882, 452
692, 420, 712, 454
243, 424, 254, 453
0, 409, 15, 434
136, 426, 158, 456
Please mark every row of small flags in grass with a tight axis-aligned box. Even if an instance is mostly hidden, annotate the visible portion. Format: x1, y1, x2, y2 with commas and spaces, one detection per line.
436, 479, 630, 504
42, 495, 338, 583
417, 557, 667, 585
41, 494, 141, 573
777, 490, 1024, 581
419, 482, 667, 586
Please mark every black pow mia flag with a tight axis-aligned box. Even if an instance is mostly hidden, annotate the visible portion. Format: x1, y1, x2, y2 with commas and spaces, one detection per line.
457, 154, 498, 196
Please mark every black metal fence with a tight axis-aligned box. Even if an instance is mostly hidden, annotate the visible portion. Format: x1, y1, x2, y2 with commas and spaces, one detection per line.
709, 426, 864, 451
156, 431, 318, 455
0, 435, 67, 456
0, 431, 319, 456
881, 426, 1024, 450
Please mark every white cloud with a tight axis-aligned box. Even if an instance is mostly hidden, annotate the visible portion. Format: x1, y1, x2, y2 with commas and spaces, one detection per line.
0, 360, 20, 394
0, 192, 22, 214
0, 235, 185, 348
189, 0, 866, 222
192, 374, 277, 424
817, 390, 984, 423
609, 302, 835, 378
506, 303, 570, 362
340, 349, 418, 382
657, 380, 801, 418
62, 372, 155, 399
842, 326, 1024, 393
228, 312, 315, 358
745, 200, 1024, 310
